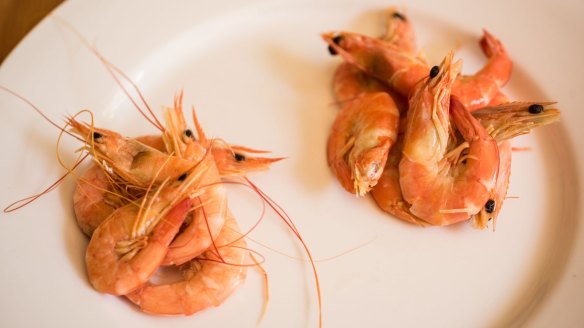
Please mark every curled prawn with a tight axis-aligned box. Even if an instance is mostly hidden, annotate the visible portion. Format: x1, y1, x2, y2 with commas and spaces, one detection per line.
85, 154, 211, 295
126, 210, 248, 315
372, 98, 560, 227
398, 52, 500, 225
327, 92, 400, 196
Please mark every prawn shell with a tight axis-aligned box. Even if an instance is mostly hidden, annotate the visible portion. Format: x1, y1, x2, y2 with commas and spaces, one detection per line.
327, 92, 399, 196
86, 198, 192, 295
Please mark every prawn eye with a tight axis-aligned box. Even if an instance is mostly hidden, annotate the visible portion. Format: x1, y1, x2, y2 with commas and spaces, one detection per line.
92, 132, 104, 143
234, 153, 246, 162
484, 199, 496, 214
184, 129, 194, 139
528, 104, 544, 114
177, 173, 187, 181
392, 12, 406, 21
328, 35, 344, 55
429, 66, 440, 78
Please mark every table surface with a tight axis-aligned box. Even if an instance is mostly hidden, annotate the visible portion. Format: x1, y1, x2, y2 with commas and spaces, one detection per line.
0, 0, 64, 64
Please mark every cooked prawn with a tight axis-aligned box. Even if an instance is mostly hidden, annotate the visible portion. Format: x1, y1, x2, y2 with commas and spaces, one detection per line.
472, 100, 560, 228
373, 98, 560, 227
126, 209, 248, 315
327, 92, 400, 196
332, 8, 418, 104
398, 53, 500, 225
85, 160, 207, 295
68, 118, 194, 188
322, 30, 512, 110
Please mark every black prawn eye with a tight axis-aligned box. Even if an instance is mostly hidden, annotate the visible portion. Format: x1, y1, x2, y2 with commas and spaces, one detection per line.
328, 35, 344, 56
234, 153, 246, 162
392, 12, 406, 21
429, 66, 440, 78
184, 129, 194, 138
528, 104, 544, 114
177, 173, 187, 181
93, 132, 103, 140
484, 199, 496, 214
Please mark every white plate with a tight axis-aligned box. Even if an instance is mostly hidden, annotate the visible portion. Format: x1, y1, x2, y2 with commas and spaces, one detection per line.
1, 0, 582, 327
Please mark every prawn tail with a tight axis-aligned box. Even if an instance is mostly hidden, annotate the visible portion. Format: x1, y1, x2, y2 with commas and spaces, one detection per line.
352, 138, 392, 196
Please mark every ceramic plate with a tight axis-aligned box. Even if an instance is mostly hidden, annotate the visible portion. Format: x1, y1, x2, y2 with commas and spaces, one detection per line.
0, 0, 582, 327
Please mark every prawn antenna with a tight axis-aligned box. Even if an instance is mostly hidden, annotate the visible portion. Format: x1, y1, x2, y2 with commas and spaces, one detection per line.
243, 177, 323, 328
0, 85, 84, 142
3, 153, 89, 213
51, 15, 165, 132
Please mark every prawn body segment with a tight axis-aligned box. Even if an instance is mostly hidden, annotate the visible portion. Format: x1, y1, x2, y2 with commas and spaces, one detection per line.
371, 138, 429, 226
86, 197, 192, 295
126, 210, 248, 315
453, 31, 513, 110
327, 92, 400, 196
74, 164, 123, 236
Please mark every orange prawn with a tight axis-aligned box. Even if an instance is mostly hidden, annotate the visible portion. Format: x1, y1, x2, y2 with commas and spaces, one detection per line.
327, 92, 400, 195
398, 52, 500, 225
85, 160, 209, 295
322, 29, 512, 111
126, 209, 248, 315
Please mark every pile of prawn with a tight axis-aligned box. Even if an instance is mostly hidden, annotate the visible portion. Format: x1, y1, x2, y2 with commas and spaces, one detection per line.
2, 19, 325, 324
67, 92, 285, 315
323, 7, 561, 228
